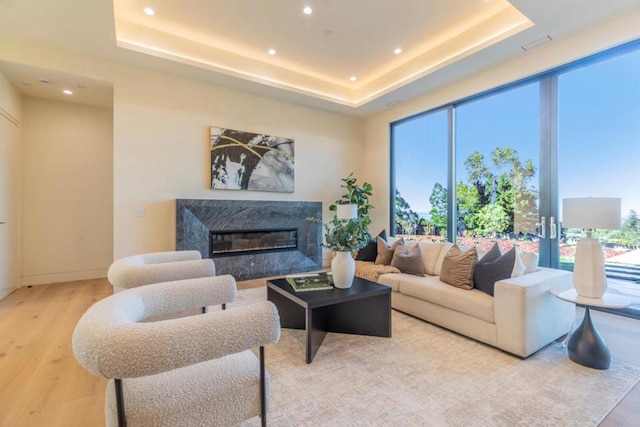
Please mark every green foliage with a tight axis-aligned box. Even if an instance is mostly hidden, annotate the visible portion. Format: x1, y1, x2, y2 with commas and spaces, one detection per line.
456, 182, 480, 229
475, 204, 510, 237
597, 210, 640, 248
463, 147, 537, 234
395, 189, 421, 234
329, 173, 374, 230
429, 183, 448, 232
322, 216, 370, 252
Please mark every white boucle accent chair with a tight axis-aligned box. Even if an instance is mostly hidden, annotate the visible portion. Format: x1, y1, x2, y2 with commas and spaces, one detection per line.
107, 250, 216, 293
72, 276, 281, 427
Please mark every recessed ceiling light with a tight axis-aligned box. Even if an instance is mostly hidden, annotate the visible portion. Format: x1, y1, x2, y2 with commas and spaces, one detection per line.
268, 49, 277, 55
144, 7, 155, 16
303, 6, 313, 15
62, 90, 73, 95
350, 76, 357, 82
394, 48, 402, 55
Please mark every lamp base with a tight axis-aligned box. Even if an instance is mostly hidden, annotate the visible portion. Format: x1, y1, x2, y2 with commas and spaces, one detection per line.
572, 237, 607, 298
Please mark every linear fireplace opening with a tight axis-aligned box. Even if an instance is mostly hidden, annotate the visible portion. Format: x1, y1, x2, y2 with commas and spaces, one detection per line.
210, 229, 298, 257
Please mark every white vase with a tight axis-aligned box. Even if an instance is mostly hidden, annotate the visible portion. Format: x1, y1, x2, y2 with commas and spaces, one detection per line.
331, 250, 355, 289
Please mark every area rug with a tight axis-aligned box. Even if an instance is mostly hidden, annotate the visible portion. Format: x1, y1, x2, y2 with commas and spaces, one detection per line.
230, 287, 640, 426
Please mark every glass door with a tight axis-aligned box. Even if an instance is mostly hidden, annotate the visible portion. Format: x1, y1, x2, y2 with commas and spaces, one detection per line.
557, 49, 640, 286
455, 82, 542, 257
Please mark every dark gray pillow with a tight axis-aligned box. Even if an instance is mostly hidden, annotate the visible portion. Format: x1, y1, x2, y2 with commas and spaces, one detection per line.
391, 244, 424, 275
480, 242, 501, 263
356, 230, 387, 262
474, 247, 516, 296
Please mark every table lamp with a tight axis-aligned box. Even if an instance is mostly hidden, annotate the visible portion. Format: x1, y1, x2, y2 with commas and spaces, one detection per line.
562, 197, 621, 298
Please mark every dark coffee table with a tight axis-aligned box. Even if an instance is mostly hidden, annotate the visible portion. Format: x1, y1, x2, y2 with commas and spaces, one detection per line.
267, 276, 392, 363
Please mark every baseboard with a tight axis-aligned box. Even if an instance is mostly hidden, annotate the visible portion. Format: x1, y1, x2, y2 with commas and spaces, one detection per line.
0, 286, 16, 300
21, 269, 108, 287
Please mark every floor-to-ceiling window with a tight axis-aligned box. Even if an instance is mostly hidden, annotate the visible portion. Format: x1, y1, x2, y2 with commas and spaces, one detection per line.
391, 109, 449, 240
391, 39, 640, 316
455, 82, 540, 254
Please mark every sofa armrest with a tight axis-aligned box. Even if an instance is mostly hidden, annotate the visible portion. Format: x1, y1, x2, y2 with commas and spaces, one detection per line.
494, 268, 575, 358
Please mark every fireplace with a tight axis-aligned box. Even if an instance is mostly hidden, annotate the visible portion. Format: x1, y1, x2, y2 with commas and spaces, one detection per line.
210, 229, 298, 256
176, 199, 322, 280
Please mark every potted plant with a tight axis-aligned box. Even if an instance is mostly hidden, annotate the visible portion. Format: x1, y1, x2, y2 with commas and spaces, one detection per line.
329, 173, 374, 231
322, 216, 370, 289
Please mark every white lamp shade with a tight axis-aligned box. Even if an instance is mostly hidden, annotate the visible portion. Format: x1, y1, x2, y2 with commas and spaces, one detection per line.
336, 204, 357, 220
562, 197, 621, 230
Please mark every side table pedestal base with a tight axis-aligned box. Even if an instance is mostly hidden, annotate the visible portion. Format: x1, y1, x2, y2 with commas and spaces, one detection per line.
567, 307, 610, 370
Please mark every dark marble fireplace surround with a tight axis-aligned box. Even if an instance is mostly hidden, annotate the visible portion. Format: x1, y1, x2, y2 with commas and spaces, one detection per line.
176, 199, 322, 281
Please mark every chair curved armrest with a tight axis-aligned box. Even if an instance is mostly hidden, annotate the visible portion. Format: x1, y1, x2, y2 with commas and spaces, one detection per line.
140, 250, 203, 263
108, 258, 216, 290
73, 299, 280, 379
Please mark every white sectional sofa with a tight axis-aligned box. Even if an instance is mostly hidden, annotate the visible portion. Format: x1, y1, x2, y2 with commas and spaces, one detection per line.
355, 241, 575, 358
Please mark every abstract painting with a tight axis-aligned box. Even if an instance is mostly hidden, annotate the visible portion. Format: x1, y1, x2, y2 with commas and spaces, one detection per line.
210, 126, 294, 192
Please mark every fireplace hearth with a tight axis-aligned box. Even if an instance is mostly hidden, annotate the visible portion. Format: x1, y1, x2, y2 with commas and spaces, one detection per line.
176, 199, 322, 280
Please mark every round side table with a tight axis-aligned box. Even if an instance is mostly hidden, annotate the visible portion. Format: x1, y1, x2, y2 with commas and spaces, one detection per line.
551, 288, 630, 370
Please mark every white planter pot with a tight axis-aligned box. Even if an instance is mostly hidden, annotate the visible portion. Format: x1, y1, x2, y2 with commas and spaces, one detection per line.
336, 204, 357, 220
331, 250, 356, 289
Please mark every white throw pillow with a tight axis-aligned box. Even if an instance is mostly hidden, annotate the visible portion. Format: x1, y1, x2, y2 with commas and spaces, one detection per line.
511, 250, 526, 277
519, 252, 539, 274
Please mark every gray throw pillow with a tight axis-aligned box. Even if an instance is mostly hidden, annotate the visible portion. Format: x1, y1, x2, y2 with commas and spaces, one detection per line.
474, 247, 516, 296
480, 242, 501, 263
391, 244, 424, 275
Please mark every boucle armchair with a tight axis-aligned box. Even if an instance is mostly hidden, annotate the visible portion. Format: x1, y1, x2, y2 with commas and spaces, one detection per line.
72, 276, 281, 427
107, 250, 216, 293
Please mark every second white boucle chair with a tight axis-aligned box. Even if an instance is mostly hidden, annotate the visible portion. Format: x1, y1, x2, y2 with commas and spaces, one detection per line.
107, 250, 216, 293
72, 275, 281, 427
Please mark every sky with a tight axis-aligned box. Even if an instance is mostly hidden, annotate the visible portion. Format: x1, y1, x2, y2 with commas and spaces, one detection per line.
393, 47, 640, 221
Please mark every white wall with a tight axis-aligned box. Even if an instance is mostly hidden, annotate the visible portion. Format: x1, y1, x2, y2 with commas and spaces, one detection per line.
0, 72, 22, 298
21, 98, 113, 285
362, 9, 640, 235
112, 65, 364, 262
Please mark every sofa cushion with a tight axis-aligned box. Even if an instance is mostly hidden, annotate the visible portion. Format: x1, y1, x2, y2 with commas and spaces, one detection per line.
439, 245, 478, 290
397, 275, 495, 323
391, 244, 424, 275
433, 242, 454, 276
474, 247, 516, 296
375, 237, 404, 265
416, 242, 443, 275
356, 230, 387, 262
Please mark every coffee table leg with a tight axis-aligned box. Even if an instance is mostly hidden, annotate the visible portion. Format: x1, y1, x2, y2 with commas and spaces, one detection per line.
306, 307, 328, 364
567, 306, 611, 370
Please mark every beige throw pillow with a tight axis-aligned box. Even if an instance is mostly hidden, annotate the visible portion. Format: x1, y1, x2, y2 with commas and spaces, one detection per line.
417, 242, 442, 276
439, 245, 478, 290
375, 237, 404, 265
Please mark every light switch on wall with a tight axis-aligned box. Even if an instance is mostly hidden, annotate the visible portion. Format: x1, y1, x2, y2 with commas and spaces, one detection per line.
134, 207, 145, 217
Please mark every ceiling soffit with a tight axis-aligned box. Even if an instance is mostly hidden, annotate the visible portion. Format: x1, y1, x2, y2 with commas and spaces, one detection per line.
114, 1, 532, 107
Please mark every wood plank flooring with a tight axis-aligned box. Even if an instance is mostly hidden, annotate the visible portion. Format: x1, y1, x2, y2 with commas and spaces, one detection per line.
0, 278, 638, 426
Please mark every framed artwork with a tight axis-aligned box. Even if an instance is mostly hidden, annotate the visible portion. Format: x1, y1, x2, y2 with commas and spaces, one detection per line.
210, 126, 294, 192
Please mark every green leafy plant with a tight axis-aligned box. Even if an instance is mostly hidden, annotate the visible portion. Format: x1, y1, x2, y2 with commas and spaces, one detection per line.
329, 173, 374, 230
322, 216, 370, 252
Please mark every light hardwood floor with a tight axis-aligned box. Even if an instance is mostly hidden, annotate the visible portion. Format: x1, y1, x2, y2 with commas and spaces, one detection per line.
0, 278, 638, 426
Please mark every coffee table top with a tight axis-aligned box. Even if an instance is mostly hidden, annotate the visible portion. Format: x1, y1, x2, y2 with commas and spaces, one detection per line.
267, 276, 391, 309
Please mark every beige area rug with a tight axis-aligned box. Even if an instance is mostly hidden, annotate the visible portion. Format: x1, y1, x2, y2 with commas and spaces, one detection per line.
231, 287, 640, 426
